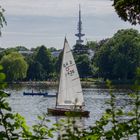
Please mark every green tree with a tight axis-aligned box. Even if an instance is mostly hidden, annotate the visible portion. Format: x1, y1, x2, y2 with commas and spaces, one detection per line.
94, 29, 140, 80
48, 47, 57, 52
55, 51, 63, 75
15, 46, 28, 51
75, 54, 93, 78
27, 60, 45, 81
2, 48, 18, 56
86, 41, 98, 51
28, 45, 55, 80
113, 0, 140, 25
0, 52, 28, 81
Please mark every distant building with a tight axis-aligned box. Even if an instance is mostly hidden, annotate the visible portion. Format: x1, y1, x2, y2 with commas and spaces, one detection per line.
73, 44, 88, 54
18, 50, 34, 56
51, 50, 62, 57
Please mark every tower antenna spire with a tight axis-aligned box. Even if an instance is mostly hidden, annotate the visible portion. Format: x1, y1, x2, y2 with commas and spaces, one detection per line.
75, 4, 85, 45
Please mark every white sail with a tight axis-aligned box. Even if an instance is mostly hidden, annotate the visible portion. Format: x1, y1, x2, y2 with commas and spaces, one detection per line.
57, 38, 84, 106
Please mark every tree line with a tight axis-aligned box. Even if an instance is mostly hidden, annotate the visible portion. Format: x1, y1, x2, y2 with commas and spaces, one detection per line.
0, 28, 140, 82
1, 0, 140, 83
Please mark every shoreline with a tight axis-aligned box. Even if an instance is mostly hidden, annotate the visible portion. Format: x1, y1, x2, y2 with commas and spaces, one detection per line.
7, 79, 133, 88
9, 81, 95, 86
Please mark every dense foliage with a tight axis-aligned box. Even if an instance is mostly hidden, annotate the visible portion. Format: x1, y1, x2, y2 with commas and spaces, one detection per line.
0, 66, 57, 139
113, 0, 140, 25
27, 45, 55, 81
0, 29, 140, 82
75, 54, 93, 78
0, 52, 28, 81
94, 28, 140, 80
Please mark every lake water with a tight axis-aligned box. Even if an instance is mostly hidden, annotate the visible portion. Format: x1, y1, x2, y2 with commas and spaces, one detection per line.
6, 83, 132, 128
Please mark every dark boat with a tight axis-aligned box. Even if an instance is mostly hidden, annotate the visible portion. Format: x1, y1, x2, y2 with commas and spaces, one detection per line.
23, 92, 56, 97
23, 92, 48, 96
48, 108, 90, 117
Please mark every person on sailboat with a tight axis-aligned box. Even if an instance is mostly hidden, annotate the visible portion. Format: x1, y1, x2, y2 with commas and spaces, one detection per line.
79, 106, 82, 110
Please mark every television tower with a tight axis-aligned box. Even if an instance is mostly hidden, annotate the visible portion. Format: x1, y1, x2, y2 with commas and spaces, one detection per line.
75, 5, 85, 45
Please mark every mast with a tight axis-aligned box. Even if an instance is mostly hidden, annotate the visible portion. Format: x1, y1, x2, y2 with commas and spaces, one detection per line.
75, 4, 85, 45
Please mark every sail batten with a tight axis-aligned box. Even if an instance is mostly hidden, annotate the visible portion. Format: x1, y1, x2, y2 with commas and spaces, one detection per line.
57, 38, 84, 106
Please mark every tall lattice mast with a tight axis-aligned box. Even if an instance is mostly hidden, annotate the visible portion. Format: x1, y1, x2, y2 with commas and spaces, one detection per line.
75, 5, 85, 45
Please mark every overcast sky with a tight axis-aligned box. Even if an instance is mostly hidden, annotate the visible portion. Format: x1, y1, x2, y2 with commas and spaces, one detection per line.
0, 0, 140, 49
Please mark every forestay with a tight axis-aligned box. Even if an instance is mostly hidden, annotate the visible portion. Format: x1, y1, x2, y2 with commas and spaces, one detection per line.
57, 38, 84, 106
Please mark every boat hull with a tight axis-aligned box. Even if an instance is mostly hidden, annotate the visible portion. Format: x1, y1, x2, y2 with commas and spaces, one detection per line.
47, 108, 89, 117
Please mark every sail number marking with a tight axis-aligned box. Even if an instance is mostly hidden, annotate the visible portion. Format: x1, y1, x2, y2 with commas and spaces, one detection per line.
63, 60, 75, 76
63, 60, 73, 67
67, 69, 75, 75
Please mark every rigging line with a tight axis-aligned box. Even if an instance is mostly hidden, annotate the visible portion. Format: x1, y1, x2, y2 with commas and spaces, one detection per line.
77, 91, 82, 93
66, 64, 76, 68
72, 77, 79, 81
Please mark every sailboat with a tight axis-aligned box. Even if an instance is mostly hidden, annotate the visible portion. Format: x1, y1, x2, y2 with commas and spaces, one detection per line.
47, 38, 89, 117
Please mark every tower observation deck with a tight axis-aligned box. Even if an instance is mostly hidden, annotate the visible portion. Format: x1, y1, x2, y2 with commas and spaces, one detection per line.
75, 5, 85, 45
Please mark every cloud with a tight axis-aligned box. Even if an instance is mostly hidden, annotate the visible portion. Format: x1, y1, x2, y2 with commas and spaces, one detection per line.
3, 31, 46, 36
1, 0, 114, 17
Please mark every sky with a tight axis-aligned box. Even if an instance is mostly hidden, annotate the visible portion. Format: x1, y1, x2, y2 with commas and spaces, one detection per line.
0, 0, 140, 49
